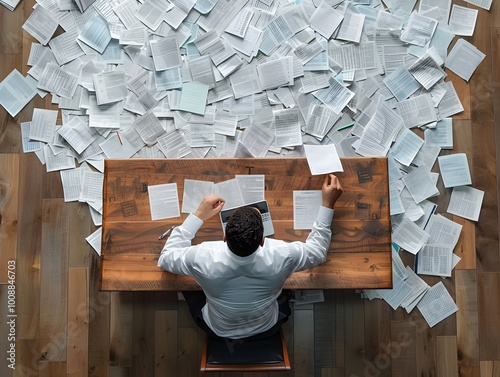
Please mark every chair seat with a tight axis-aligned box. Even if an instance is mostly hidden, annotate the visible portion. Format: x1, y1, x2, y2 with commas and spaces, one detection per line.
200, 329, 291, 372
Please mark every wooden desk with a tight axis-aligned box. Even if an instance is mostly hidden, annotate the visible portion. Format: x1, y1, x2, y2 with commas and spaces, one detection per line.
101, 157, 392, 291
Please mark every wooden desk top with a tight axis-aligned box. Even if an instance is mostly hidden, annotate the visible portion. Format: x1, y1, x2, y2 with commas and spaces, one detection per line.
101, 157, 392, 291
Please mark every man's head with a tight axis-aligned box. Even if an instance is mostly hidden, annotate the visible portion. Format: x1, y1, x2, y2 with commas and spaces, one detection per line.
224, 206, 264, 257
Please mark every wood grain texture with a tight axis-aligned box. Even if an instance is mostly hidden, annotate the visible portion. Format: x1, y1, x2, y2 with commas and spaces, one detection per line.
478, 273, 500, 360
480, 361, 500, 377
16, 152, 43, 340
343, 290, 365, 377
154, 309, 178, 377
293, 308, 314, 377
314, 290, 345, 373
0, 154, 18, 283
39, 198, 69, 362
101, 157, 392, 290
456, 270, 479, 368
67, 268, 89, 377
436, 336, 459, 377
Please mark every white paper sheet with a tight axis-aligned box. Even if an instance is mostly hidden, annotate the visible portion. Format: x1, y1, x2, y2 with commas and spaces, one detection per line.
293, 190, 322, 230
304, 144, 343, 175
148, 183, 180, 220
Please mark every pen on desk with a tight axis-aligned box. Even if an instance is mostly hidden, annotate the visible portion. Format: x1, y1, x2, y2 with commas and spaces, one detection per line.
337, 122, 355, 131
159, 225, 176, 240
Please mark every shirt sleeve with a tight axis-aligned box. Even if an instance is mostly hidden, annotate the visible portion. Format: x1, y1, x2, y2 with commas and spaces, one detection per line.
285, 205, 334, 272
157, 213, 204, 276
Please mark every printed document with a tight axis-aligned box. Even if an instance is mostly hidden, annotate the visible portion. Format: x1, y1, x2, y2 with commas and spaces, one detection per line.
416, 244, 454, 277
445, 39, 485, 82
417, 281, 458, 327
304, 144, 343, 175
293, 190, 322, 230
148, 183, 180, 220
0, 69, 37, 117
392, 217, 430, 254
438, 153, 472, 188
447, 186, 484, 221
182, 179, 215, 213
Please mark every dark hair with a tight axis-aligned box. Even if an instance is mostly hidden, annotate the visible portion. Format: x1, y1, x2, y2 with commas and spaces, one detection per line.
225, 206, 264, 257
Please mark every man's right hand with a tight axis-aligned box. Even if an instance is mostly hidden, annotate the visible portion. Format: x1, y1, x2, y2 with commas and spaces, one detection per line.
194, 195, 225, 222
322, 174, 343, 209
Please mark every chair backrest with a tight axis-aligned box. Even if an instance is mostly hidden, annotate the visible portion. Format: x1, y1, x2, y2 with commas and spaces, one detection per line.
200, 329, 291, 372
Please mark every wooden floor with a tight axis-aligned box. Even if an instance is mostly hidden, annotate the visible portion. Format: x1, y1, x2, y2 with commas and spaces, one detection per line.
1, 1, 500, 377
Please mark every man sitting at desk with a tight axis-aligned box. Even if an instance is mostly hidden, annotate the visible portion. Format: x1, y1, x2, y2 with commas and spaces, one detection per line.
157, 174, 343, 340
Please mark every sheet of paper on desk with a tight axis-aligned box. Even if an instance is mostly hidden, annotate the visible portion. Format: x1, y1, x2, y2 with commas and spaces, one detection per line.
214, 178, 245, 210
148, 183, 180, 221
304, 144, 343, 175
293, 190, 321, 230
235, 175, 265, 205
182, 179, 215, 214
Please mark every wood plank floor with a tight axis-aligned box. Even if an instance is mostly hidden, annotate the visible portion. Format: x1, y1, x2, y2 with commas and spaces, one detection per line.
1, 1, 500, 376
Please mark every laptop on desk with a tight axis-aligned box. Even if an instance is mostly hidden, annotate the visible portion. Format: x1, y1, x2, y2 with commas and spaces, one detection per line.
220, 200, 275, 237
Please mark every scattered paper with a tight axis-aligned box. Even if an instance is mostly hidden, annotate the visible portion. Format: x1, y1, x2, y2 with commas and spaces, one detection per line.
85, 227, 102, 256
447, 185, 484, 221
417, 281, 458, 327
438, 153, 472, 188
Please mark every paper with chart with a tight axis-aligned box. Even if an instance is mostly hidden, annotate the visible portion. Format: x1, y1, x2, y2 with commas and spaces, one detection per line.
417, 281, 458, 327
0, 69, 38, 117
416, 244, 454, 277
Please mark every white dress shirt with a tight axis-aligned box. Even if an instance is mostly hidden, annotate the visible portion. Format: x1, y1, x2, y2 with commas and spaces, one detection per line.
158, 206, 334, 339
